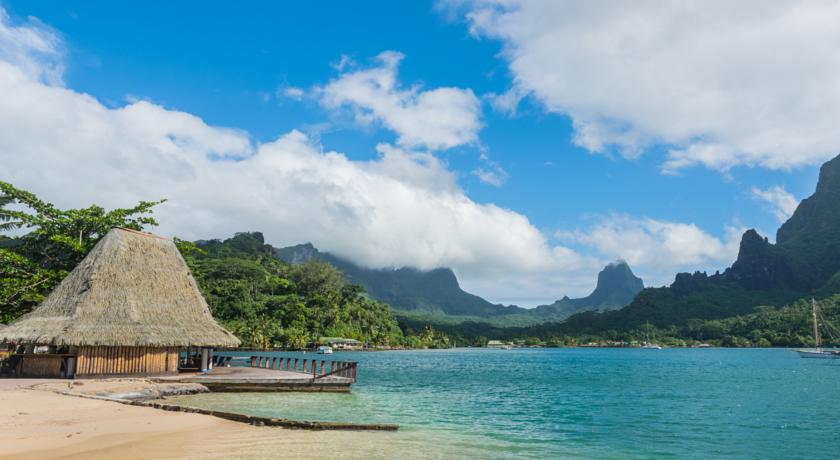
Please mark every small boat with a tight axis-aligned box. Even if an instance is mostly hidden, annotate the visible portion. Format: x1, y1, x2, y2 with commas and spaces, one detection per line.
641, 322, 662, 349
794, 299, 840, 359
317, 345, 333, 355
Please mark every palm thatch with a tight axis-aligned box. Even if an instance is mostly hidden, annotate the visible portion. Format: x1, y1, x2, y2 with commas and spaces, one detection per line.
0, 228, 240, 347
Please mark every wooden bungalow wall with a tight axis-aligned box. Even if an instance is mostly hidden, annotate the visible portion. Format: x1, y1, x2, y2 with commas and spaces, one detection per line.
76, 346, 179, 376
18, 355, 65, 377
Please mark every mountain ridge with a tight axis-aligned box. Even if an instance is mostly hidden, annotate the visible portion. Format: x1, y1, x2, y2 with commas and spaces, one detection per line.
276, 243, 526, 318
556, 153, 840, 333
276, 244, 644, 325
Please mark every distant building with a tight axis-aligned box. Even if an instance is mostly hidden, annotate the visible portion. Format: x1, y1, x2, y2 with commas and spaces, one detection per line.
487, 340, 510, 348
319, 337, 362, 350
0, 228, 240, 378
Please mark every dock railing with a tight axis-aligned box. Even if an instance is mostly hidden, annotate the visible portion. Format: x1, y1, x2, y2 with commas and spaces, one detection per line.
249, 355, 357, 383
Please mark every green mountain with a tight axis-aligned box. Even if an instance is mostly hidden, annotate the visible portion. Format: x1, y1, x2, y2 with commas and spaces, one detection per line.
487, 261, 644, 325
276, 244, 645, 325
533, 261, 643, 317
275, 243, 526, 318
558, 153, 840, 333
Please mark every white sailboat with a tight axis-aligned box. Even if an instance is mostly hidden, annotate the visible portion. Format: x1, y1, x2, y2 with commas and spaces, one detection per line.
641, 322, 662, 349
794, 299, 840, 359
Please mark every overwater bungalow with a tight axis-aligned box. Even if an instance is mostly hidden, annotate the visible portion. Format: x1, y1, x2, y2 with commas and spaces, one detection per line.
0, 227, 240, 378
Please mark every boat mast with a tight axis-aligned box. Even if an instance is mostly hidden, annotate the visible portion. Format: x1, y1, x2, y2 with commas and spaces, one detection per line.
812, 298, 822, 349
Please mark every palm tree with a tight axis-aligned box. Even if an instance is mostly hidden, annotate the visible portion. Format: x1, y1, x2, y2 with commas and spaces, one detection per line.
0, 193, 14, 230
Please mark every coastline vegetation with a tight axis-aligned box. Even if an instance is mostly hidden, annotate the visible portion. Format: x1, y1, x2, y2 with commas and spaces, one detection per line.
405, 295, 840, 348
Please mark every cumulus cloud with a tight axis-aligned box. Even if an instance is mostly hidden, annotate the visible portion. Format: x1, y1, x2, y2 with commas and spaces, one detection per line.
318, 51, 482, 151
456, 0, 840, 172
0, 9, 594, 304
751, 186, 799, 222
558, 215, 745, 286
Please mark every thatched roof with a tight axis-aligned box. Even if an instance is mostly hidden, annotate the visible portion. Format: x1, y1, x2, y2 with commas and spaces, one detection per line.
0, 228, 240, 347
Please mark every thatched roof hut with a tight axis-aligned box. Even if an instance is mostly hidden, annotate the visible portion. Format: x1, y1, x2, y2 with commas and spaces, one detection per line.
0, 228, 239, 348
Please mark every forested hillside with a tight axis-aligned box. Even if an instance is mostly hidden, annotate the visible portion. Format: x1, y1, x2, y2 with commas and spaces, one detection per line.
180, 232, 405, 348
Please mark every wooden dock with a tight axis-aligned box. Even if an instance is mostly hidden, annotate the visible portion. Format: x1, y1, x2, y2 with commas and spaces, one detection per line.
158, 355, 358, 392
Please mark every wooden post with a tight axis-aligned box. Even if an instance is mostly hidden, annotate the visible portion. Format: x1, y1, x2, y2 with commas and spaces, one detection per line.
351, 363, 357, 382
293, 358, 298, 371
250, 356, 257, 367
320, 360, 326, 377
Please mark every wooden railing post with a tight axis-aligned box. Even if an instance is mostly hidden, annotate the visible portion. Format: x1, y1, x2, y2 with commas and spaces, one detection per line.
293, 358, 298, 371
351, 363, 357, 382
250, 356, 257, 367
320, 360, 326, 376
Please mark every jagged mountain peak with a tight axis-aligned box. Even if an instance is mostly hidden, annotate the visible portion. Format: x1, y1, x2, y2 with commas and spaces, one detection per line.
777, 153, 840, 245
589, 260, 644, 302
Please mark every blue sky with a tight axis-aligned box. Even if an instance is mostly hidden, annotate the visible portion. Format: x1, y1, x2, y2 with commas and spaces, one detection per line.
1, 1, 834, 305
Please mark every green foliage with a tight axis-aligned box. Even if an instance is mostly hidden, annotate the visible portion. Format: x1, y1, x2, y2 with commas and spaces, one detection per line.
401, 325, 452, 349
0, 182, 164, 322
181, 232, 405, 349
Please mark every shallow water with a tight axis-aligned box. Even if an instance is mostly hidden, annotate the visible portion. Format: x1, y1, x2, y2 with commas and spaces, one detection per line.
164, 348, 840, 459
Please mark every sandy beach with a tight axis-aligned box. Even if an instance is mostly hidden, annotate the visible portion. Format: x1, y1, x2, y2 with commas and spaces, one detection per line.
0, 379, 405, 460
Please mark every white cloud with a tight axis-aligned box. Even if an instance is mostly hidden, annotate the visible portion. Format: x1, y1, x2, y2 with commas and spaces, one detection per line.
0, 12, 592, 304
558, 215, 745, 286
0, 8, 63, 84
471, 165, 508, 187
318, 51, 482, 151
456, 0, 840, 172
485, 86, 526, 115
331, 54, 354, 72
751, 186, 799, 222
278, 86, 305, 100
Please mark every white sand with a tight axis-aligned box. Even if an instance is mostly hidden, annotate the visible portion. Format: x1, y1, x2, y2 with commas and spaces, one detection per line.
0, 379, 415, 460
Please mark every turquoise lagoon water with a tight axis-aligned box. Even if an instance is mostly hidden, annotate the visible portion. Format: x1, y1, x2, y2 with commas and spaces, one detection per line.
165, 348, 840, 459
